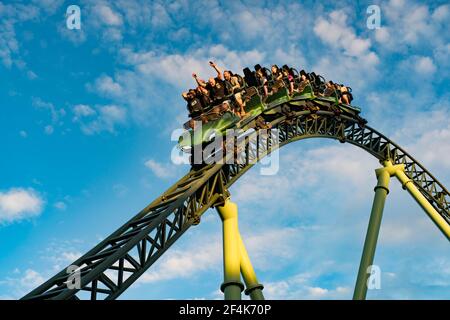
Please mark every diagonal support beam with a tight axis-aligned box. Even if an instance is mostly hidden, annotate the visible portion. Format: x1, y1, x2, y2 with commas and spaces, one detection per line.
394, 170, 450, 241
238, 232, 264, 300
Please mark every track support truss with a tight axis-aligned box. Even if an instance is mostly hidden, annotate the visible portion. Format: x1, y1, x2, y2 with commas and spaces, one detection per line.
22, 110, 450, 300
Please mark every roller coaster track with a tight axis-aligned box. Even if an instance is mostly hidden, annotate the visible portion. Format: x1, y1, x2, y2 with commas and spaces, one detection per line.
22, 108, 450, 300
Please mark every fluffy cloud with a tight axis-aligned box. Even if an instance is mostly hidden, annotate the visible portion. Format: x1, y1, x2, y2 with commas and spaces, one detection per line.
94, 4, 123, 26
393, 107, 450, 178
31, 0, 64, 14
138, 236, 221, 283
32, 97, 66, 133
72, 104, 127, 135
414, 56, 437, 75
312, 9, 379, 89
314, 10, 372, 58
0, 268, 45, 298
54, 201, 67, 211
138, 226, 305, 285
232, 143, 378, 216
264, 272, 352, 300
73, 104, 96, 118
85, 44, 266, 126
120, 45, 265, 90
92, 75, 123, 97
0, 3, 37, 67
0, 188, 44, 224
144, 159, 176, 179
373, 1, 449, 52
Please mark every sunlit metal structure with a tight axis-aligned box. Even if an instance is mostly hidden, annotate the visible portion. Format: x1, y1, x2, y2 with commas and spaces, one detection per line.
22, 72, 450, 301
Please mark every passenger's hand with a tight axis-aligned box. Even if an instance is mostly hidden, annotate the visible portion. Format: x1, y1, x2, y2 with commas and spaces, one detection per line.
209, 61, 215, 67
192, 73, 197, 78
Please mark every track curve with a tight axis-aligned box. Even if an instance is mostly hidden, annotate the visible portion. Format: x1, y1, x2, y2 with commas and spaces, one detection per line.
22, 105, 450, 300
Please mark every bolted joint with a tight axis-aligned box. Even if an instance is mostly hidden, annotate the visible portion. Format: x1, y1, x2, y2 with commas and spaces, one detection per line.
374, 184, 389, 194
373, 161, 406, 195
398, 176, 414, 190
244, 283, 264, 296
220, 281, 245, 293
213, 191, 231, 209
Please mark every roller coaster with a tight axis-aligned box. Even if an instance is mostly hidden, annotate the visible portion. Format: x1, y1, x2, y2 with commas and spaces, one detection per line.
21, 64, 450, 301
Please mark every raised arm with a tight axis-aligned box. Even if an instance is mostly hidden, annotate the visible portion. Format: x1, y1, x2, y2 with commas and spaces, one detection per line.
192, 73, 207, 87
209, 61, 222, 80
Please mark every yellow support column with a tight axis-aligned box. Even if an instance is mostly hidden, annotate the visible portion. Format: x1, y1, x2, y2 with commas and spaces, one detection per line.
216, 200, 244, 300
238, 233, 265, 300
394, 170, 450, 241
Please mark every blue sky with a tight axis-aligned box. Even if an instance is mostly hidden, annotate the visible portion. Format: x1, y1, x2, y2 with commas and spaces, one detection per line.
0, 0, 449, 300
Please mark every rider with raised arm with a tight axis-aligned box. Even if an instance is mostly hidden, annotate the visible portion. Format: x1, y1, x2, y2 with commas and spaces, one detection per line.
194, 62, 228, 107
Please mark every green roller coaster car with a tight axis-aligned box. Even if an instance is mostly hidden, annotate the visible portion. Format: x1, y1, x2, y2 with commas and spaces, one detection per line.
178, 91, 265, 152
178, 84, 362, 152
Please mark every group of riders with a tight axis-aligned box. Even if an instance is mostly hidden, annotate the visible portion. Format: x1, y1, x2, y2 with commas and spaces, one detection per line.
182, 61, 354, 128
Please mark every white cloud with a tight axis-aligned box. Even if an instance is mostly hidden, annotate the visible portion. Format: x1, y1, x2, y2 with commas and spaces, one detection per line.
93, 75, 123, 97
233, 143, 377, 213
60, 251, 82, 262
31, 0, 64, 14
374, 27, 390, 43
138, 238, 221, 283
39, 239, 86, 272
32, 97, 65, 124
99, 105, 126, 124
0, 3, 38, 67
432, 4, 449, 21
414, 56, 436, 74
0, 269, 45, 298
54, 201, 67, 211
312, 10, 379, 88
263, 271, 351, 300
19, 269, 45, 288
150, 3, 172, 28
0, 188, 44, 224
314, 10, 373, 58
87, 44, 265, 125
138, 225, 307, 286
391, 107, 450, 174
94, 4, 123, 26
17, 269, 44, 290
144, 159, 175, 179
120, 45, 265, 90
72, 104, 127, 135
373, 1, 448, 53
73, 104, 96, 118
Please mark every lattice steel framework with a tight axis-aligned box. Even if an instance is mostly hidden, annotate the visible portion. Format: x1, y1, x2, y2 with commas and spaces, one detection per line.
22, 109, 450, 300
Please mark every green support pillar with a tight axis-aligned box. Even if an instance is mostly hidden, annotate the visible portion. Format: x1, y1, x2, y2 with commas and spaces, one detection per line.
353, 162, 402, 300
